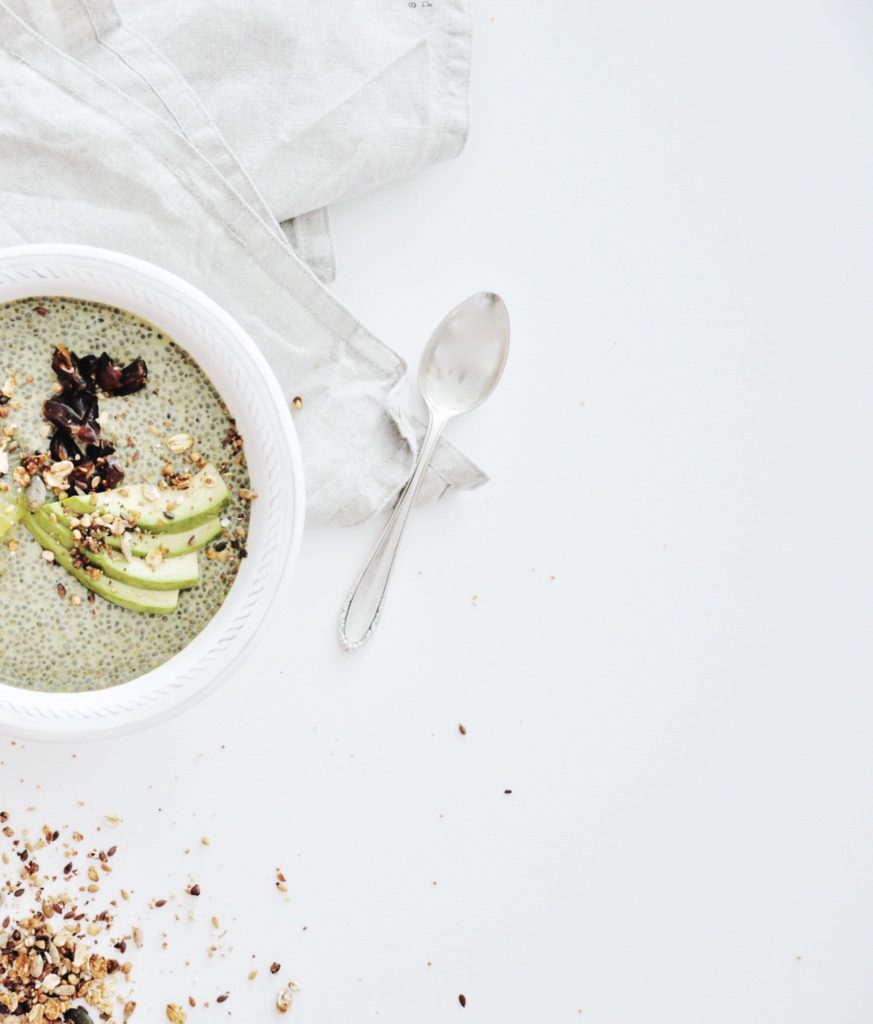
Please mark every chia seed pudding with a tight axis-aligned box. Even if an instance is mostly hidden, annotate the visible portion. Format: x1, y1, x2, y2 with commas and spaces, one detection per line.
0, 296, 253, 692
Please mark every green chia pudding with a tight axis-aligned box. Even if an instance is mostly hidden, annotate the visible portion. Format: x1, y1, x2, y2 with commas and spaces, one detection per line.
0, 296, 253, 692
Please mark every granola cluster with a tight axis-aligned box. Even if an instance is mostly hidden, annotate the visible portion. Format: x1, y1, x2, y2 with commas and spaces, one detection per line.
0, 807, 303, 1020
0, 813, 136, 1023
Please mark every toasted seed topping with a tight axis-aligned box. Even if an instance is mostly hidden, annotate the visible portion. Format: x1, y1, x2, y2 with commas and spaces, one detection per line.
144, 548, 164, 570
167, 433, 194, 454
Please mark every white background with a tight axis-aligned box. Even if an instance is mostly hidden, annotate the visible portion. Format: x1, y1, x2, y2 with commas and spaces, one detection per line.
3, 1, 873, 1021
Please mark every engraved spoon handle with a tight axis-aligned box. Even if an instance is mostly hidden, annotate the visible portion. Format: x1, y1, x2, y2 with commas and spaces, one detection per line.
339, 411, 447, 649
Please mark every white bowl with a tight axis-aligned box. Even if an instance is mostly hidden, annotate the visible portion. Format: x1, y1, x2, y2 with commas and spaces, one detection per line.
0, 244, 305, 741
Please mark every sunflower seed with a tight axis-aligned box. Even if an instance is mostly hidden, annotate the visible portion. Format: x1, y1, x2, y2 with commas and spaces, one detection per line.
144, 548, 163, 570
25, 474, 46, 511
167, 433, 194, 454
120, 532, 133, 563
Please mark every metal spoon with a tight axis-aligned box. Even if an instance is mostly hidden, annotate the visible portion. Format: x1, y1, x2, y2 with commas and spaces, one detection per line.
339, 291, 511, 650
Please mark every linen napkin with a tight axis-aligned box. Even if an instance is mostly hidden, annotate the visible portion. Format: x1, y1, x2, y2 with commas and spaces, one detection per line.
122, 0, 474, 283
0, 0, 485, 525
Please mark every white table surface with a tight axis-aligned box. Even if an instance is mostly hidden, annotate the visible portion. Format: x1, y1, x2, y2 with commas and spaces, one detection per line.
4, 1, 873, 1021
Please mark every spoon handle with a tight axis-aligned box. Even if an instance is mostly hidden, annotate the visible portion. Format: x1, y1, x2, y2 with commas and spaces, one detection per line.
340, 412, 446, 649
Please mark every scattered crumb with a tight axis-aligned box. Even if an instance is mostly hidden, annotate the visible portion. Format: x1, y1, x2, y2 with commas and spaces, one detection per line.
0, 811, 139, 1021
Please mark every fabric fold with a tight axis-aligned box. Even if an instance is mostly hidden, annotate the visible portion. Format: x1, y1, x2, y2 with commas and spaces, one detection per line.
0, 0, 484, 525
121, 0, 474, 220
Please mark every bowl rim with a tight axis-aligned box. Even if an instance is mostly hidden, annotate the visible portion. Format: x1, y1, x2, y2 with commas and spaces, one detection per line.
0, 243, 305, 740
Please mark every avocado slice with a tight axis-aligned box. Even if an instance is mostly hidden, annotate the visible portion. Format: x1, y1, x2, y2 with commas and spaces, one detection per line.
43, 503, 221, 560
62, 464, 230, 533
0, 496, 22, 540
23, 513, 179, 615
33, 510, 200, 591
108, 517, 222, 559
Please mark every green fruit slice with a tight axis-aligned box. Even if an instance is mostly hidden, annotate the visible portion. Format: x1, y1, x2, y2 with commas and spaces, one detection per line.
33, 511, 200, 590
43, 504, 223, 558
109, 517, 223, 558
23, 513, 179, 615
62, 464, 230, 533
0, 496, 22, 540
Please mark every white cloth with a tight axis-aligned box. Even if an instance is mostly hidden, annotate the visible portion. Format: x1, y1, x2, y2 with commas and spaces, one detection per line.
0, 0, 485, 524
122, 0, 474, 283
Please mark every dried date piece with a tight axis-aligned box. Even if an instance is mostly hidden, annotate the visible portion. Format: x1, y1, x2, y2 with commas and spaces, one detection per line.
50, 427, 83, 465
95, 453, 125, 489
51, 344, 87, 392
68, 460, 96, 495
31, 343, 149, 497
95, 353, 148, 397
43, 394, 99, 444
77, 352, 100, 383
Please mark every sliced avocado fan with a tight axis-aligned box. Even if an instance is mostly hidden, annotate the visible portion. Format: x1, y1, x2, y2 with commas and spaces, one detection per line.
23, 513, 179, 615
26, 465, 233, 613
32, 510, 200, 591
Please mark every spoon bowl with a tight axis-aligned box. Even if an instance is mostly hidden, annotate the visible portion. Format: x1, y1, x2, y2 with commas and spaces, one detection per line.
420, 292, 511, 419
